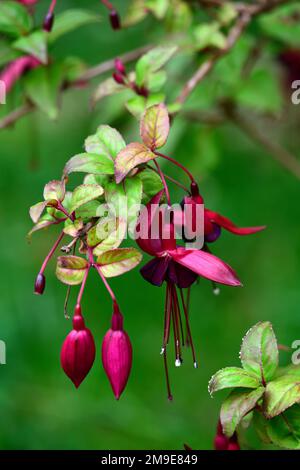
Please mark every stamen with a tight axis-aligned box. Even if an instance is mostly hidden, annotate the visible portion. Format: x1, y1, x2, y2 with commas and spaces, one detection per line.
212, 281, 220, 296
163, 348, 173, 401
179, 288, 198, 368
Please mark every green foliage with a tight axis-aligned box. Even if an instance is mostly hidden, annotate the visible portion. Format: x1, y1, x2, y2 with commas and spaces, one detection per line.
210, 322, 300, 449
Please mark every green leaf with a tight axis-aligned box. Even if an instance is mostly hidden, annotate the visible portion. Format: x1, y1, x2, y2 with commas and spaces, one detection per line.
217, 3, 238, 26
56, 256, 88, 285
114, 142, 156, 183
85, 125, 126, 160
24, 63, 65, 119
165, 0, 192, 32
123, 0, 148, 28
29, 201, 49, 224
209, 367, 261, 395
43, 180, 65, 201
264, 375, 300, 418
138, 168, 163, 203
13, 30, 47, 63
92, 77, 124, 104
266, 405, 300, 449
135, 45, 177, 87
69, 184, 103, 214
63, 218, 84, 237
148, 71, 167, 92
63, 153, 114, 177
193, 23, 226, 51
259, 4, 300, 47
27, 213, 57, 238
48, 9, 102, 43
140, 103, 170, 150
75, 200, 100, 220
252, 410, 272, 444
0, 1, 33, 37
0, 39, 21, 67
240, 321, 278, 383
220, 387, 265, 438
126, 96, 147, 119
105, 177, 143, 229
97, 248, 142, 277
145, 0, 169, 19
92, 217, 127, 255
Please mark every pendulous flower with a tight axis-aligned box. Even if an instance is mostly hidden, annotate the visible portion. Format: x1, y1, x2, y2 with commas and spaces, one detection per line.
102, 305, 132, 400
61, 307, 96, 388
136, 191, 241, 398
180, 182, 265, 244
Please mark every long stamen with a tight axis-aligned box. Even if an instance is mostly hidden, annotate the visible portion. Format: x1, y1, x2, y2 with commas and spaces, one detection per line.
172, 285, 182, 366
179, 288, 198, 368
163, 348, 173, 401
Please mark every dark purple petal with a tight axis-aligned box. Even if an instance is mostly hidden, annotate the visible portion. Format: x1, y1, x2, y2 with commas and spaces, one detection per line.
167, 260, 198, 288
140, 256, 170, 287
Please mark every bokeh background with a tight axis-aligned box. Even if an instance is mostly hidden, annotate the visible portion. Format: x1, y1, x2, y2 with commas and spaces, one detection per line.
0, 0, 300, 450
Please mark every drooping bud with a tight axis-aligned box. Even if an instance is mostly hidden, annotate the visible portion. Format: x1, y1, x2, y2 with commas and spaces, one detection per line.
43, 12, 55, 32
109, 10, 121, 30
227, 441, 240, 451
113, 72, 125, 85
61, 313, 96, 388
34, 273, 46, 295
114, 58, 126, 75
102, 308, 132, 399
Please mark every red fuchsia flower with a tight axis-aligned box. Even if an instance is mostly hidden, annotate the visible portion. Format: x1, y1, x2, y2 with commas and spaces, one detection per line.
17, 0, 38, 5
136, 191, 241, 399
0, 56, 40, 94
102, 304, 132, 399
180, 182, 265, 244
61, 306, 96, 388
214, 420, 240, 451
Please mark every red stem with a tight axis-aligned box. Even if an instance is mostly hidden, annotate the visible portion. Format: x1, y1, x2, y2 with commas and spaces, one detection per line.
101, 0, 113, 10
155, 151, 195, 184
39, 231, 64, 274
48, 0, 57, 14
154, 160, 171, 205
75, 266, 90, 311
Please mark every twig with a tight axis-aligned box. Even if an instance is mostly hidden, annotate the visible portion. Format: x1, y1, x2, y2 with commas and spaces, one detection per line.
0, 103, 33, 130
0, 45, 152, 130
175, 0, 291, 106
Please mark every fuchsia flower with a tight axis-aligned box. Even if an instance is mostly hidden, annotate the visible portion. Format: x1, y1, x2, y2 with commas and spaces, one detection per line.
214, 420, 240, 451
102, 304, 133, 400
136, 191, 241, 398
61, 306, 96, 388
0, 56, 40, 93
180, 182, 266, 244
17, 0, 38, 5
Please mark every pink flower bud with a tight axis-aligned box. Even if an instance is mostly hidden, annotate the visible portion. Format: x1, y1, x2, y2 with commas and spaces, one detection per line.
34, 273, 46, 295
113, 72, 125, 85
61, 314, 95, 388
227, 441, 240, 451
0, 56, 40, 93
102, 313, 132, 399
114, 58, 126, 75
214, 435, 229, 450
109, 10, 121, 30
43, 12, 54, 32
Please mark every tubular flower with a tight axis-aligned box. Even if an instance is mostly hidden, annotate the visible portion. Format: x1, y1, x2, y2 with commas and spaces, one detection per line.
180, 182, 265, 244
102, 305, 132, 399
0, 56, 40, 93
61, 307, 96, 388
136, 192, 241, 399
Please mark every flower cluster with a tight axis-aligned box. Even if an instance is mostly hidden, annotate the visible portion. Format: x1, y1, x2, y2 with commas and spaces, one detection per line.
30, 103, 264, 398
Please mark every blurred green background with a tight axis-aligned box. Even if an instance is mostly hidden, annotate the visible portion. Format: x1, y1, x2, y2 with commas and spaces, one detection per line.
0, 0, 300, 450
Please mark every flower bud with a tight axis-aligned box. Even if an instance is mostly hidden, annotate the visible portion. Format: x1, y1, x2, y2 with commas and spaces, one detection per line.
214, 434, 229, 450
109, 10, 121, 30
227, 441, 240, 451
34, 273, 46, 295
113, 72, 125, 85
61, 314, 96, 388
114, 58, 126, 75
102, 313, 132, 399
43, 12, 55, 32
